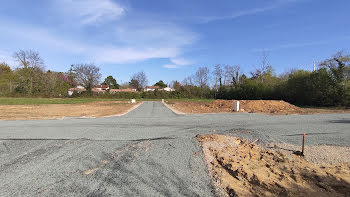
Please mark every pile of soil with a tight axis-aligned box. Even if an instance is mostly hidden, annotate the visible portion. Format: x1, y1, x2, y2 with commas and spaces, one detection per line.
168, 100, 349, 115
197, 134, 350, 197
0, 101, 138, 120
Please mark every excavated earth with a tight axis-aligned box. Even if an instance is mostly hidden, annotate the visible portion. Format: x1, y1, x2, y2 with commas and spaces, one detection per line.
167, 100, 350, 115
198, 134, 350, 197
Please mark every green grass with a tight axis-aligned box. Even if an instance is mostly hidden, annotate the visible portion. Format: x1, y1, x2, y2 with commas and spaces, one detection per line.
0, 97, 123, 105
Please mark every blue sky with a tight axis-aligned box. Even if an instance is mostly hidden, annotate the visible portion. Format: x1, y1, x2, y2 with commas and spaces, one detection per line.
0, 0, 349, 85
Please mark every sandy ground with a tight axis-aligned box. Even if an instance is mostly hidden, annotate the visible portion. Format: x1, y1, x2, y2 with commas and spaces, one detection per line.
167, 100, 350, 115
197, 134, 350, 197
0, 101, 139, 120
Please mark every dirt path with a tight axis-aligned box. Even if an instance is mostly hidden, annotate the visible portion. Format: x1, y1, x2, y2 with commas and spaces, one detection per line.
198, 134, 350, 197
0, 101, 139, 120
167, 100, 350, 115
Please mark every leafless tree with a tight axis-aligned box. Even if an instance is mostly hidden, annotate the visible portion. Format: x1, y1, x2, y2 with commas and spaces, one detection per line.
73, 63, 101, 91
213, 64, 223, 90
169, 80, 182, 90
251, 50, 271, 82
13, 50, 44, 70
182, 75, 195, 86
224, 65, 240, 85
195, 66, 210, 88
131, 71, 148, 91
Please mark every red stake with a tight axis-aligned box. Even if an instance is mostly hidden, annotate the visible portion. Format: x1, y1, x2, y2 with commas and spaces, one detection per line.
302, 133, 305, 156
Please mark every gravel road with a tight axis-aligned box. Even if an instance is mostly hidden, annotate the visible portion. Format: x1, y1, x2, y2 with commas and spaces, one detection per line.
0, 101, 349, 196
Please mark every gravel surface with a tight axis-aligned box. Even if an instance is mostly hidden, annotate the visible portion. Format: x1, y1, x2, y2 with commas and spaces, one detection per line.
0, 101, 349, 196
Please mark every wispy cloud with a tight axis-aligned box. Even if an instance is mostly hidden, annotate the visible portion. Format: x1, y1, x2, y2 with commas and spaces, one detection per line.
253, 36, 350, 52
94, 47, 181, 64
163, 57, 192, 69
59, 0, 125, 24
0, 1, 198, 67
198, 0, 304, 23
0, 20, 196, 65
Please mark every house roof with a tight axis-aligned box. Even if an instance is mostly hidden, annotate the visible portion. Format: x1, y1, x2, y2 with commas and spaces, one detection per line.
91, 88, 106, 92
94, 85, 109, 89
145, 86, 160, 89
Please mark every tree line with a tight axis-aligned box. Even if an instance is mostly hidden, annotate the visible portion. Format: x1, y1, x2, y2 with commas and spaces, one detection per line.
0, 49, 349, 107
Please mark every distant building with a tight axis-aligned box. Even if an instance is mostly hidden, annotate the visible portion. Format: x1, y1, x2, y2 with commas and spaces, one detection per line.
93, 85, 110, 91
163, 87, 175, 92
91, 85, 109, 94
68, 85, 86, 96
144, 86, 160, 92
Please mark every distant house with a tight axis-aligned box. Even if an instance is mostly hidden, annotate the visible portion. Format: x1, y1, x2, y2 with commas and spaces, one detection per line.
94, 85, 109, 91
68, 85, 86, 96
110, 88, 138, 94
91, 85, 110, 94
144, 86, 160, 92
163, 87, 175, 92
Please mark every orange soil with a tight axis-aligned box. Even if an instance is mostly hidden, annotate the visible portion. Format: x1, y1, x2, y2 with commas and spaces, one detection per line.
0, 101, 139, 120
168, 100, 350, 115
198, 134, 350, 197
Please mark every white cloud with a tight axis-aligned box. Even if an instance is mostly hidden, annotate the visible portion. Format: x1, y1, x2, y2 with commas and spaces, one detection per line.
60, 0, 125, 24
162, 57, 192, 69
0, 2, 198, 66
198, 0, 305, 23
170, 58, 192, 66
93, 47, 181, 64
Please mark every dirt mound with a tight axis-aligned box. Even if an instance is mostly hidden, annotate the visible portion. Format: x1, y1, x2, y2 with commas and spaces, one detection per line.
198, 134, 350, 197
167, 100, 350, 115
168, 100, 304, 114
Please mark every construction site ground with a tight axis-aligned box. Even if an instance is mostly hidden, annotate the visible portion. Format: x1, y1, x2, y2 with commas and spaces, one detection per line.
0, 101, 139, 120
166, 99, 350, 115
198, 134, 350, 197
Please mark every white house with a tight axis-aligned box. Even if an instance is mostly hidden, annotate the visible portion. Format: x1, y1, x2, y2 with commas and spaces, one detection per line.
163, 87, 175, 92
68, 85, 86, 96
144, 86, 160, 92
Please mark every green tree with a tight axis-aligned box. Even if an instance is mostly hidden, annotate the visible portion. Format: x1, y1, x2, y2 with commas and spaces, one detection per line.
0, 62, 15, 96
13, 50, 45, 94
320, 51, 350, 105
154, 80, 167, 88
103, 76, 120, 89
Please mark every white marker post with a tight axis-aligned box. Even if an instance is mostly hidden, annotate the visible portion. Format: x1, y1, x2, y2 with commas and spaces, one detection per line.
233, 101, 240, 112
131, 99, 136, 103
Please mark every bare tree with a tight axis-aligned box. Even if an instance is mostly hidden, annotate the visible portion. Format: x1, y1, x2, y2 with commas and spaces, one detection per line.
195, 66, 210, 88
13, 50, 45, 94
73, 63, 101, 92
130, 71, 148, 91
213, 64, 223, 90
13, 50, 44, 70
223, 65, 240, 86
251, 50, 271, 82
182, 75, 194, 86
